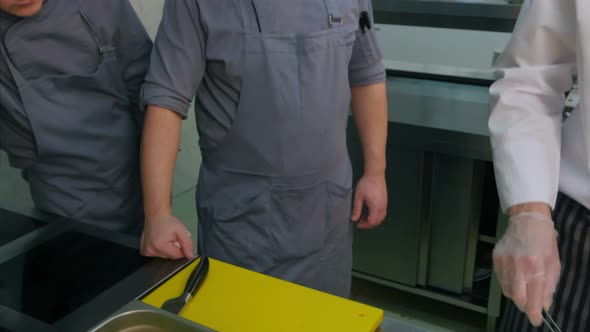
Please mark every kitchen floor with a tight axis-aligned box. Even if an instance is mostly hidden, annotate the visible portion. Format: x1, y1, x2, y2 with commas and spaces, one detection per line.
0, 118, 493, 331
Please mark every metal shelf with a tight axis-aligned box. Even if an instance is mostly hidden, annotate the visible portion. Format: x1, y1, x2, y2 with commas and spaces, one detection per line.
352, 271, 489, 314
373, 0, 522, 32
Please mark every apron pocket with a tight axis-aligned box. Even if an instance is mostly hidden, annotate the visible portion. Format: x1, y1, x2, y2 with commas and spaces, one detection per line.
202, 191, 274, 271
269, 183, 329, 262
70, 173, 141, 230
28, 172, 86, 219
318, 181, 354, 296
325, 181, 353, 247
326, 181, 353, 220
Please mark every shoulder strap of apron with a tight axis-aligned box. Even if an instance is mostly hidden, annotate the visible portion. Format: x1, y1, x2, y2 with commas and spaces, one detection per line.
239, 0, 258, 33
0, 42, 24, 87
358, 0, 368, 11
72, 0, 114, 55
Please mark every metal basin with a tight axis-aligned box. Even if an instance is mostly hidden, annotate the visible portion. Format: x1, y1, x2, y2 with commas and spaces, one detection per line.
90, 302, 215, 332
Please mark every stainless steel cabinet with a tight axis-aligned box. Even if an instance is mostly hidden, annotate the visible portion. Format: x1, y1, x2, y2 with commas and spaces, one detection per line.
347, 119, 502, 332
350, 139, 428, 287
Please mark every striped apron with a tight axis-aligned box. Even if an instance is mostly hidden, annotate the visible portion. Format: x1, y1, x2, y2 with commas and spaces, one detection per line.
500, 193, 590, 332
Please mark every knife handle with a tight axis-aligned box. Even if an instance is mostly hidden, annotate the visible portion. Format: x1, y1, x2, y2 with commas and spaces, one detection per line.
185, 256, 209, 296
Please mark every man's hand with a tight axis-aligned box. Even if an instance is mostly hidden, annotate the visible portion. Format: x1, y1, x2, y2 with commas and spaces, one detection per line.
351, 174, 387, 229
141, 213, 195, 260
140, 106, 190, 260
349, 82, 388, 229
493, 203, 560, 327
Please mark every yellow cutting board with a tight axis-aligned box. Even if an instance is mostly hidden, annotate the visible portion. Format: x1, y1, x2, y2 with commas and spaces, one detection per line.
143, 258, 383, 332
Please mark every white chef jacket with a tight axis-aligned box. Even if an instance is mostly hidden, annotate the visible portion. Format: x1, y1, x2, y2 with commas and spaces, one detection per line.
489, 0, 589, 211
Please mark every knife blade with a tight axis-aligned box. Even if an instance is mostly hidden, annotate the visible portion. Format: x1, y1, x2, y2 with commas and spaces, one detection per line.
161, 256, 210, 315
542, 309, 562, 332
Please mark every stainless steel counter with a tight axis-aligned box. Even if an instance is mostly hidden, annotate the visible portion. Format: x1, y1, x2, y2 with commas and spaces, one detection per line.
384, 75, 577, 162
0, 208, 431, 332
90, 301, 429, 332
387, 76, 490, 137
380, 75, 493, 164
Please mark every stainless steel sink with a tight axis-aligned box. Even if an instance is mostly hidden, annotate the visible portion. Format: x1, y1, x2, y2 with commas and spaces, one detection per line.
90, 301, 215, 332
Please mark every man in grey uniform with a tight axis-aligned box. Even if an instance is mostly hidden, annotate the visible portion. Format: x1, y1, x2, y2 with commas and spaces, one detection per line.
0, 0, 152, 233
140, 0, 388, 297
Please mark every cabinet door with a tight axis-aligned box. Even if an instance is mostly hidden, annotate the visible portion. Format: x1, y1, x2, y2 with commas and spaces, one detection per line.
426, 154, 484, 294
348, 125, 426, 286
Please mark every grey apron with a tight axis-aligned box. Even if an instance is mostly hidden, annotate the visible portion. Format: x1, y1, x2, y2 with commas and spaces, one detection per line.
197, 0, 357, 297
1, 1, 142, 232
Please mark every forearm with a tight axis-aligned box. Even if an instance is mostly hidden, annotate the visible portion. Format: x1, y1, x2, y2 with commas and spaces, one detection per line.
489, 0, 575, 214
141, 105, 182, 218
351, 82, 387, 176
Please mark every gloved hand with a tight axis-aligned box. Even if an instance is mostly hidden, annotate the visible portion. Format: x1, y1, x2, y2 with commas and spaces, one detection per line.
493, 212, 561, 327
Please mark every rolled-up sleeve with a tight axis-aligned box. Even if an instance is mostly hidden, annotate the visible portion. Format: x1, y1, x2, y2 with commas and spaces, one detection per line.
488, 0, 577, 211
116, 0, 152, 118
141, 0, 206, 118
349, 0, 386, 87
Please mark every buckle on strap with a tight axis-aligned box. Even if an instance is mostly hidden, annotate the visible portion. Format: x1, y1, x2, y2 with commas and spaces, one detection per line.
329, 14, 343, 25
99, 45, 116, 55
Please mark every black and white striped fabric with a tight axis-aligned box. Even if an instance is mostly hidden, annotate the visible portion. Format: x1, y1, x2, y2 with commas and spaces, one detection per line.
500, 193, 590, 332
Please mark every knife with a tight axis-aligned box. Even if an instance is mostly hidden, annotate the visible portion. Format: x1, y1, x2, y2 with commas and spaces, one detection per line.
161, 256, 210, 315
542, 309, 562, 332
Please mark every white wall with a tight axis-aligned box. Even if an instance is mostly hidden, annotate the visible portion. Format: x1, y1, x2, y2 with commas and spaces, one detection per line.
129, 0, 165, 39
